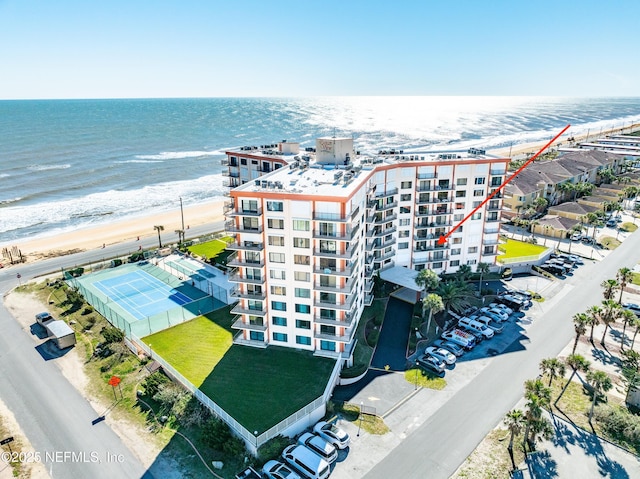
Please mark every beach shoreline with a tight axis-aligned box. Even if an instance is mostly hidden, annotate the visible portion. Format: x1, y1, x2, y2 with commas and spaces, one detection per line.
1, 199, 226, 263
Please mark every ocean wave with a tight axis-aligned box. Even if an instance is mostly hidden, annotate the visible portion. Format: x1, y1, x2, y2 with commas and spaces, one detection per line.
27, 164, 71, 171
114, 159, 164, 164
0, 173, 9, 178
135, 150, 224, 160
0, 197, 22, 206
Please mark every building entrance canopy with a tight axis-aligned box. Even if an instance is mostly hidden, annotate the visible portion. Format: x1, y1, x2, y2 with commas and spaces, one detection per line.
379, 266, 423, 292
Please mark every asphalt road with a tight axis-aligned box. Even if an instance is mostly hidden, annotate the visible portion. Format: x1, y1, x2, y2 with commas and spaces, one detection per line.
0, 220, 223, 479
365, 230, 640, 479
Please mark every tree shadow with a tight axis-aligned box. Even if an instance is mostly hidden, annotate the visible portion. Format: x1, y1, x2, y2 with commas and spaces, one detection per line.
526, 450, 558, 479
591, 347, 622, 368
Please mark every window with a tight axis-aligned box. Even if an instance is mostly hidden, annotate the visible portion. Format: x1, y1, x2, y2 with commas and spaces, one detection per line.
400, 193, 412, 201
454, 214, 464, 221
452, 237, 462, 245
451, 248, 461, 255
268, 218, 284, 229
269, 252, 285, 263
296, 319, 311, 329
270, 269, 285, 280
272, 316, 287, 326
455, 202, 465, 210
456, 178, 468, 186
450, 260, 460, 267
295, 288, 310, 298
246, 268, 262, 280
270, 286, 286, 295
293, 219, 310, 231
268, 236, 285, 246
295, 304, 311, 314
241, 199, 258, 213
468, 246, 478, 254
472, 201, 482, 208
272, 332, 288, 342
432, 262, 443, 269
249, 331, 264, 341
319, 240, 336, 253
400, 206, 411, 214
293, 237, 310, 248
488, 212, 499, 221
242, 217, 259, 230
240, 158, 247, 165
399, 230, 410, 238
267, 201, 283, 211
320, 341, 336, 351
399, 218, 410, 226
484, 246, 495, 254
473, 189, 484, 197
272, 301, 287, 311
467, 259, 477, 266
401, 181, 412, 189
294, 271, 310, 282
456, 190, 466, 198
248, 299, 263, 311
471, 213, 482, 220
398, 242, 409, 249
475, 177, 486, 185
518, 196, 526, 202
296, 335, 311, 345
294, 255, 310, 265
491, 176, 503, 187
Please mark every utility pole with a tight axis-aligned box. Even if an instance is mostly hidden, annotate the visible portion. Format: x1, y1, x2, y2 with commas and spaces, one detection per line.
180, 197, 185, 243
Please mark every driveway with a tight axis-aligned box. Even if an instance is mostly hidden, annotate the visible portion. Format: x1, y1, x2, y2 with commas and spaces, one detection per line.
370, 297, 413, 371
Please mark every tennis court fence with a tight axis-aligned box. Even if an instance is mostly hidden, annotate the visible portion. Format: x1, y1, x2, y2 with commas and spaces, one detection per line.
67, 269, 219, 338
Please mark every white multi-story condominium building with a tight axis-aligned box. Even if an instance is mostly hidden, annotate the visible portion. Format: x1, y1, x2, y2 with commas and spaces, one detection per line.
223, 137, 509, 361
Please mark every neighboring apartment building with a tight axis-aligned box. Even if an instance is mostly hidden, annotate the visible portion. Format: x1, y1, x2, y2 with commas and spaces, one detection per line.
223, 137, 509, 360
503, 150, 625, 214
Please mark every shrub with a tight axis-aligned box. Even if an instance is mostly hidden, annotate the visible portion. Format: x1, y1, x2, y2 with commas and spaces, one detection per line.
202, 417, 233, 451
142, 371, 170, 397
180, 400, 211, 428
224, 435, 247, 457
372, 314, 383, 327
82, 306, 94, 315
594, 405, 640, 452
101, 326, 125, 344
84, 316, 96, 330
153, 383, 187, 416
367, 329, 379, 346
258, 435, 291, 464
66, 288, 84, 305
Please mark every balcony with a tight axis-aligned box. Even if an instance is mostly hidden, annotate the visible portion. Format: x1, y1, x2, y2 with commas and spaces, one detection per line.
221, 158, 229, 166
314, 314, 355, 327
313, 243, 358, 259
231, 316, 268, 332
228, 273, 265, 285
227, 256, 265, 268
486, 217, 501, 223
415, 195, 431, 205
231, 304, 267, 316
221, 170, 240, 178
482, 250, 499, 257
376, 201, 398, 211
367, 225, 397, 238
369, 213, 397, 225
417, 172, 436, 179
367, 237, 396, 251
314, 281, 354, 294
226, 241, 264, 251
314, 294, 356, 311
364, 294, 374, 306
374, 187, 398, 198
231, 289, 266, 300
313, 264, 354, 277
373, 250, 396, 262
225, 221, 263, 234
313, 212, 348, 222
226, 207, 263, 217
313, 329, 355, 344
223, 179, 240, 188
490, 169, 506, 175
313, 223, 360, 241
414, 242, 449, 252
364, 278, 374, 293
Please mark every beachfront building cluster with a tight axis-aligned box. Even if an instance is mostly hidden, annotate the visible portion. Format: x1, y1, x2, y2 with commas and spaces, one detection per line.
222, 137, 509, 360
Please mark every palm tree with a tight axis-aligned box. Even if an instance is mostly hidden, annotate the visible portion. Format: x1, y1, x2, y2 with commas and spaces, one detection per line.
575, 181, 594, 199
422, 293, 444, 338
617, 267, 633, 304
414, 268, 439, 291
504, 409, 525, 471
539, 358, 566, 388
475, 262, 491, 295
586, 370, 613, 422
599, 167, 616, 185
175, 228, 185, 245
555, 354, 591, 406
586, 305, 602, 343
435, 281, 475, 314
610, 201, 624, 217
631, 315, 640, 350
572, 312, 589, 353
522, 380, 551, 454
456, 264, 472, 282
528, 219, 540, 244
557, 181, 575, 202
600, 278, 620, 300
524, 378, 552, 405
153, 225, 164, 248
533, 196, 548, 213
600, 299, 623, 346
620, 309, 636, 351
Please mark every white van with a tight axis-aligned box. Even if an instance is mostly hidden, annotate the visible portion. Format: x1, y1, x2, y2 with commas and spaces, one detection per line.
458, 317, 494, 338
441, 328, 476, 350
282, 444, 331, 479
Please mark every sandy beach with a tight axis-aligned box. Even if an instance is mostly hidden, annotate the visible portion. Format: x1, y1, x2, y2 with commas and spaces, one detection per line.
1, 199, 226, 263
490, 123, 640, 158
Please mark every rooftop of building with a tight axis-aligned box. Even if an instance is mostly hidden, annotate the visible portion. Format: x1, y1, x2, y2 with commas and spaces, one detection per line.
548, 202, 600, 215
537, 214, 580, 231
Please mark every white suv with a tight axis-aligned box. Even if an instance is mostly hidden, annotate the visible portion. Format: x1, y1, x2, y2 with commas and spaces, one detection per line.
458, 317, 494, 338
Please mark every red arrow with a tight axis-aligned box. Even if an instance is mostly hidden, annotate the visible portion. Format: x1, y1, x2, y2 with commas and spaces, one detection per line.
437, 124, 571, 246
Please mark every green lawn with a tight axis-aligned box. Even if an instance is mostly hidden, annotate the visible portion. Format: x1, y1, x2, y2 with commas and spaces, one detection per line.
600, 236, 621, 250
142, 307, 335, 433
632, 272, 640, 286
187, 237, 233, 260
620, 222, 638, 233
497, 238, 547, 260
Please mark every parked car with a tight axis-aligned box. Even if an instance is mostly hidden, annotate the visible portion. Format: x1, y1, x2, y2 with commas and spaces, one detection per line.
458, 324, 486, 343
35, 311, 54, 326
459, 317, 495, 338
472, 315, 504, 333
297, 433, 337, 464
425, 346, 456, 365
282, 445, 331, 479
624, 303, 640, 317
581, 236, 596, 245
479, 307, 509, 322
432, 339, 465, 357
313, 421, 350, 450
540, 264, 566, 276
441, 329, 476, 350
262, 460, 302, 479
416, 354, 446, 376
489, 303, 513, 316
606, 219, 617, 227
570, 232, 582, 241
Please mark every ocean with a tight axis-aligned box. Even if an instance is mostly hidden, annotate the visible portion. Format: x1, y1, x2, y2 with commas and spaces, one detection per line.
1, 97, 640, 245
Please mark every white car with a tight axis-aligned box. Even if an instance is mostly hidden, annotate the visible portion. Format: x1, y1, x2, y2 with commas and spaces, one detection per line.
490, 303, 513, 315
425, 346, 456, 365
262, 460, 302, 479
480, 307, 509, 322
432, 339, 465, 357
297, 432, 337, 464
313, 421, 350, 449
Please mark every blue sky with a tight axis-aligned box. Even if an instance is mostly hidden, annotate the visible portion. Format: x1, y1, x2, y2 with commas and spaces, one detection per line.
1, 0, 638, 99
